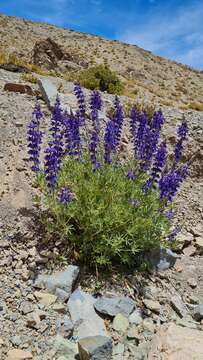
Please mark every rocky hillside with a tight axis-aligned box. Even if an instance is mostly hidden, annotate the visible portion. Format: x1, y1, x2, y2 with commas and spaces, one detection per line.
0, 12, 203, 360
0, 13, 203, 109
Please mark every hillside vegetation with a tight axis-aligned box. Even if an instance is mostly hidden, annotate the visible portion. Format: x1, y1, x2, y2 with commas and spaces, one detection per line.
0, 13, 203, 109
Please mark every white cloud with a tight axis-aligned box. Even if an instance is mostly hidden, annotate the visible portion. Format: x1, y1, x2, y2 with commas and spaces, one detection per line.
118, 1, 203, 69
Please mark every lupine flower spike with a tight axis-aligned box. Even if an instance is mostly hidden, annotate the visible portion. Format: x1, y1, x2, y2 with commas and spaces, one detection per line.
27, 103, 43, 172
58, 187, 73, 204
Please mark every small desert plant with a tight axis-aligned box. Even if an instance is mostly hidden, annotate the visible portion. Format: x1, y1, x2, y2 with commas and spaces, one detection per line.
188, 102, 203, 111
21, 73, 38, 84
76, 64, 124, 94
27, 84, 189, 268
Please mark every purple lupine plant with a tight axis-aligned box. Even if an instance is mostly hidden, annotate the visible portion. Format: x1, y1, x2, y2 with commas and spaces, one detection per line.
50, 96, 64, 161
44, 97, 64, 189
151, 110, 165, 132
63, 110, 82, 157
74, 83, 86, 125
143, 142, 167, 192
89, 91, 102, 170
27, 103, 43, 172
44, 142, 61, 189
104, 117, 117, 164
159, 163, 189, 204
174, 121, 188, 163
58, 187, 73, 204
150, 142, 167, 182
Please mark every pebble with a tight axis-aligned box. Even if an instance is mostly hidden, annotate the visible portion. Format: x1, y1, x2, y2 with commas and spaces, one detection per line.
6, 349, 33, 360
112, 313, 129, 333
187, 278, 197, 288
34, 291, 57, 306
143, 299, 161, 314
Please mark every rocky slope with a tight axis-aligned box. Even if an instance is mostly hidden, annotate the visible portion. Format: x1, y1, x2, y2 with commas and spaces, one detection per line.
0, 13, 203, 109
0, 65, 203, 359
0, 12, 203, 360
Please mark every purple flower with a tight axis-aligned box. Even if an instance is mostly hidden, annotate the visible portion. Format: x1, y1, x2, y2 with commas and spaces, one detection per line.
58, 187, 73, 204
129, 198, 140, 207
174, 140, 183, 163
64, 111, 82, 156
27, 103, 43, 172
44, 143, 60, 189
104, 117, 116, 164
168, 226, 181, 241
90, 90, 102, 111
177, 121, 188, 141
151, 110, 165, 132
165, 209, 175, 221
74, 82, 86, 125
44, 97, 64, 189
50, 96, 64, 160
151, 142, 167, 182
159, 163, 189, 203
173, 121, 188, 164
126, 169, 136, 180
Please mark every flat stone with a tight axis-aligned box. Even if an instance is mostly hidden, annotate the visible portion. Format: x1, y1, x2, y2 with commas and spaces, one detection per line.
54, 335, 78, 359
183, 245, 196, 256
6, 349, 33, 360
143, 299, 161, 314
55, 288, 70, 303
170, 295, 187, 318
148, 323, 203, 360
68, 289, 106, 339
94, 296, 135, 318
38, 78, 58, 109
34, 265, 79, 299
112, 313, 129, 333
193, 304, 203, 321
52, 303, 66, 314
78, 336, 112, 360
129, 310, 143, 325
34, 291, 57, 306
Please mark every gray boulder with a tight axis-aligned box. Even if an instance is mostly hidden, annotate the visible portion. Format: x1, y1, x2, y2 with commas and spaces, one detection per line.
94, 296, 135, 318
68, 289, 107, 339
34, 265, 79, 300
78, 336, 112, 360
38, 77, 58, 109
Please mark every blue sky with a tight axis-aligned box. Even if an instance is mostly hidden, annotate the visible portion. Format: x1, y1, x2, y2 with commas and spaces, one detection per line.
0, 0, 203, 69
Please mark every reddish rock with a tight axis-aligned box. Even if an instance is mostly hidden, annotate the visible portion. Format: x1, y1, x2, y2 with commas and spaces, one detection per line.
4, 83, 34, 95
